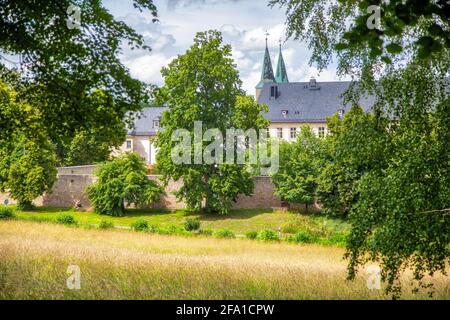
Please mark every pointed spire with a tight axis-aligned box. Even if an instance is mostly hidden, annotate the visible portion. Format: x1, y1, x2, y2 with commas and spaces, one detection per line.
256, 31, 275, 89
275, 39, 289, 83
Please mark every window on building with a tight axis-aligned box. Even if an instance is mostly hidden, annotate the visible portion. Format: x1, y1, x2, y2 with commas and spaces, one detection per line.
266, 128, 270, 138
290, 128, 297, 139
318, 127, 325, 138
270, 85, 278, 99
277, 128, 283, 138
126, 140, 132, 149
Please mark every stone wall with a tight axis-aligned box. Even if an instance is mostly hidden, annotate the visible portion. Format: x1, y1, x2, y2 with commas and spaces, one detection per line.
1, 166, 285, 210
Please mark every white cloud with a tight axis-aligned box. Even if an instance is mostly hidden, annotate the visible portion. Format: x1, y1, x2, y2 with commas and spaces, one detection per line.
106, 0, 343, 94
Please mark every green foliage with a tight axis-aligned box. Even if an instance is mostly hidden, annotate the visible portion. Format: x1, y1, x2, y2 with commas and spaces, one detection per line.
0, 207, 15, 219
0, 1, 158, 164
0, 83, 57, 208
245, 230, 258, 239
64, 129, 121, 166
316, 107, 387, 217
155, 225, 189, 236
155, 30, 268, 215
184, 217, 201, 231
198, 229, 213, 236
271, 0, 449, 69
272, 127, 323, 211
257, 229, 280, 241
288, 231, 318, 244
272, 0, 449, 297
87, 153, 163, 217
98, 220, 114, 229
131, 219, 149, 232
56, 214, 76, 225
214, 229, 235, 239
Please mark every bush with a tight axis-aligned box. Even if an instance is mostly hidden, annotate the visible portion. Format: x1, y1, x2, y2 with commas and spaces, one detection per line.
245, 230, 258, 239
288, 231, 318, 244
184, 217, 201, 231
131, 219, 148, 232
214, 229, 235, 238
87, 153, 163, 217
56, 214, 76, 225
99, 220, 114, 229
0, 206, 15, 219
257, 229, 280, 241
156, 225, 187, 236
198, 229, 213, 236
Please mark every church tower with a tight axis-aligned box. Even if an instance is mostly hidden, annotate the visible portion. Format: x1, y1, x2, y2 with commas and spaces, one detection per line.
275, 41, 289, 83
255, 33, 275, 100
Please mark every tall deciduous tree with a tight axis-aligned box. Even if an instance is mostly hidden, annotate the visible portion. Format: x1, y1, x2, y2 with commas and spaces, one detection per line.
0, 0, 158, 163
272, 0, 449, 297
0, 80, 57, 209
155, 30, 268, 214
272, 127, 323, 212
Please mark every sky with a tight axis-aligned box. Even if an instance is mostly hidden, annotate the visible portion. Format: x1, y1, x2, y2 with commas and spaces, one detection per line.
106, 0, 348, 95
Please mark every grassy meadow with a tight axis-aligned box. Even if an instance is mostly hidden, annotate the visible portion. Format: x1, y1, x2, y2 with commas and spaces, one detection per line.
13, 206, 350, 244
0, 220, 448, 300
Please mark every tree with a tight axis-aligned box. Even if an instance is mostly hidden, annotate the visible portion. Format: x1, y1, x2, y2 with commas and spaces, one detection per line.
0, 80, 57, 209
155, 30, 269, 214
272, 127, 322, 212
87, 153, 163, 217
272, 0, 449, 296
0, 0, 158, 163
317, 106, 388, 217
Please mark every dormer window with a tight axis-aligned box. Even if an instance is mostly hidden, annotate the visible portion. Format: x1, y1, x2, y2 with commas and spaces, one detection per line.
153, 119, 160, 128
281, 110, 288, 117
338, 109, 345, 118
270, 85, 278, 99
309, 77, 320, 90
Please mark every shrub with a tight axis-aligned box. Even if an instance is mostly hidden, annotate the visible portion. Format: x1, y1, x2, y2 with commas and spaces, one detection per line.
214, 229, 235, 238
131, 219, 148, 232
184, 217, 201, 231
87, 153, 163, 217
0, 206, 15, 219
198, 229, 213, 236
99, 220, 114, 229
157, 225, 187, 236
56, 214, 76, 225
245, 230, 258, 239
288, 231, 318, 244
257, 229, 280, 241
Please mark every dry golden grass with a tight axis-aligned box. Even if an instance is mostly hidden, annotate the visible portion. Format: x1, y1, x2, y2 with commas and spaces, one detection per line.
0, 220, 448, 300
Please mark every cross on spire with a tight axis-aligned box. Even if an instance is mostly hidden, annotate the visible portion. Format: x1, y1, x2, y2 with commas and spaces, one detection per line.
264, 30, 270, 46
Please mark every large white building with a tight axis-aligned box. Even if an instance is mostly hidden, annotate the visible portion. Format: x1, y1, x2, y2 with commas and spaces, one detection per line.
116, 41, 373, 164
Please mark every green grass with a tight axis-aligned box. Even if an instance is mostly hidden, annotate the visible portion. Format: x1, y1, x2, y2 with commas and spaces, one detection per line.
12, 206, 350, 245
1, 220, 448, 300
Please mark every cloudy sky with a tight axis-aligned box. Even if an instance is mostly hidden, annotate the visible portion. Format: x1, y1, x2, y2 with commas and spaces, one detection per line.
106, 0, 348, 95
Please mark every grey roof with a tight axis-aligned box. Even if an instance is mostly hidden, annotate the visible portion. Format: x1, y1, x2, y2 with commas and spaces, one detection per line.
258, 81, 375, 122
128, 106, 167, 136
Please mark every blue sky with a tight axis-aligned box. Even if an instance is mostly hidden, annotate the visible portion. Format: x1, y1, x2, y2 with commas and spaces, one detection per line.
106, 0, 347, 94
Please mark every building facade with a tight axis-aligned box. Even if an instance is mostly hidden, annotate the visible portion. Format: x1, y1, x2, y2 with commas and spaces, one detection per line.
116, 41, 373, 163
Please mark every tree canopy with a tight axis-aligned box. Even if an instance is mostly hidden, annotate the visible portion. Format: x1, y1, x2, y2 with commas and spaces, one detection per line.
0, 0, 158, 164
155, 30, 269, 214
271, 0, 449, 297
